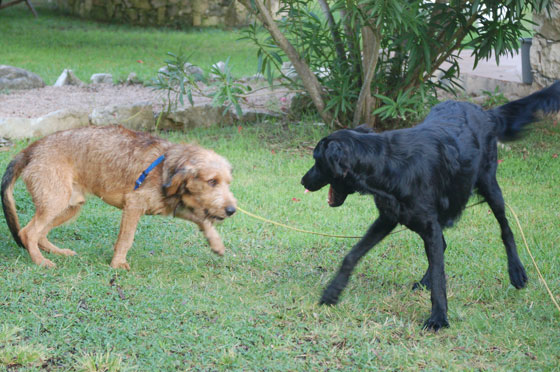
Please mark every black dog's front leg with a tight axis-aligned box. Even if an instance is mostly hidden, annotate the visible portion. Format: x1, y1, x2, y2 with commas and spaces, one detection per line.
413, 235, 447, 290
420, 222, 449, 331
320, 216, 397, 306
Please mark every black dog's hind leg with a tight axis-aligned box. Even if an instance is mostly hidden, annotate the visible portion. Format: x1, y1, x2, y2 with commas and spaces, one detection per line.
319, 216, 397, 306
477, 177, 528, 289
413, 235, 447, 291
419, 221, 449, 331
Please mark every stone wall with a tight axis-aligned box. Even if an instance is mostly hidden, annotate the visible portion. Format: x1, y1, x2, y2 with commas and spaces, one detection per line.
531, 1, 560, 87
54, 0, 279, 28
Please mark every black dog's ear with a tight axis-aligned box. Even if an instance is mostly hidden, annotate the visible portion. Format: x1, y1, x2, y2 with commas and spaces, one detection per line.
324, 141, 349, 178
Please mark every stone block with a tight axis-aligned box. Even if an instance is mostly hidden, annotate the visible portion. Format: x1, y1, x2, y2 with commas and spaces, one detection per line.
0, 65, 45, 90
533, 3, 560, 41
0, 110, 89, 139
130, 0, 151, 10
530, 36, 560, 87
54, 69, 85, 87
90, 103, 155, 131
157, 105, 234, 130
91, 73, 114, 84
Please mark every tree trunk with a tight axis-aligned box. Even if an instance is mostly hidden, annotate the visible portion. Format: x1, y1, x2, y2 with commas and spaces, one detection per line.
353, 26, 380, 128
238, 0, 334, 125
317, 0, 346, 63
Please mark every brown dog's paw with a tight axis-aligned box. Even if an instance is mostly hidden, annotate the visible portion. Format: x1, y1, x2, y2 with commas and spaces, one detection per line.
211, 247, 225, 256
110, 260, 131, 270
208, 238, 225, 256
38, 258, 56, 268
59, 249, 77, 256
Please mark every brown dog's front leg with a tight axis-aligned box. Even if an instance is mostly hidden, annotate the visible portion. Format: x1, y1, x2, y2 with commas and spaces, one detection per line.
197, 220, 225, 256
110, 207, 143, 270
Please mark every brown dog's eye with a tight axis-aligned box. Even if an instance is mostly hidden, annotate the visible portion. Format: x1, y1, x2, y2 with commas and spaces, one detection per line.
208, 179, 217, 187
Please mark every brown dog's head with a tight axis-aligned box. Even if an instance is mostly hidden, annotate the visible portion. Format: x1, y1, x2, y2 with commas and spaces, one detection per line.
162, 145, 237, 222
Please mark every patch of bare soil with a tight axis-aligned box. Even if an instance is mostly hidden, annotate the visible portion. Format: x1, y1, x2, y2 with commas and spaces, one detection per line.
0, 85, 167, 118
0, 82, 294, 120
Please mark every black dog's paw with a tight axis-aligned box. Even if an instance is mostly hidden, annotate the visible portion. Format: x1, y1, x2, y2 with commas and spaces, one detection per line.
319, 295, 338, 306
319, 290, 340, 306
422, 313, 449, 332
509, 263, 528, 289
412, 278, 431, 291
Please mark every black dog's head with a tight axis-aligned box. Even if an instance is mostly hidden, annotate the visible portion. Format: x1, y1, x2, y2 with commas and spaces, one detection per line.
301, 127, 373, 207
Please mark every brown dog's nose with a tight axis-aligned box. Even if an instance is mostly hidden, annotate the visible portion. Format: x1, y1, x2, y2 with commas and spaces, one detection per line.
225, 206, 236, 216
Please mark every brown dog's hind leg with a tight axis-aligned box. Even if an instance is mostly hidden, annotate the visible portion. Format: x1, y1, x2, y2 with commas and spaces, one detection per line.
19, 169, 76, 267
38, 205, 83, 256
197, 220, 225, 256
20, 205, 73, 268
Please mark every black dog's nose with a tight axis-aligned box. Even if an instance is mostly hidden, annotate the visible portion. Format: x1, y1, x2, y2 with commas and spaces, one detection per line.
225, 206, 236, 216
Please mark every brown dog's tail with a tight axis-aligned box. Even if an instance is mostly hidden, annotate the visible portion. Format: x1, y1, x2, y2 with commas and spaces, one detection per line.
1, 153, 27, 247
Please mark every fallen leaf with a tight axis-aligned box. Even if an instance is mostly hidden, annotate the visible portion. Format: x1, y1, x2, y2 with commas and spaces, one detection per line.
137, 60, 144, 63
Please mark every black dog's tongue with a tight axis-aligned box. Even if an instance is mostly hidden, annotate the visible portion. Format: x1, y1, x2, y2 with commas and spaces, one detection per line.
328, 185, 335, 206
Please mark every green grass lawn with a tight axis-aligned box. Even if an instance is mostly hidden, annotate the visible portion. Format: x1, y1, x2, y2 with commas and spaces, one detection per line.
0, 119, 558, 370
0, 1, 259, 85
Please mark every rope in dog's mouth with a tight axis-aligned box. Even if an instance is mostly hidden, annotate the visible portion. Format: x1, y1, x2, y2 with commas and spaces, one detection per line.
237, 201, 560, 315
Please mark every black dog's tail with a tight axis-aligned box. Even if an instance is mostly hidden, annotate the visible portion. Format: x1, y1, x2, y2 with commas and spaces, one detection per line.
1, 152, 28, 247
490, 81, 560, 141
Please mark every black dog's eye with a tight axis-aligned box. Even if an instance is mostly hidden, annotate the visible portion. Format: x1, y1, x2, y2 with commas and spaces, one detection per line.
208, 179, 217, 187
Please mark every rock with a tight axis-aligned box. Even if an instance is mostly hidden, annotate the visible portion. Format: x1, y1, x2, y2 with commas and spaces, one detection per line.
530, 37, 560, 88
0, 137, 13, 148
459, 73, 534, 100
126, 72, 141, 85
156, 104, 280, 130
212, 61, 227, 74
281, 62, 298, 80
532, 3, 560, 87
89, 102, 155, 131
533, 2, 560, 40
90, 73, 113, 84
0, 65, 45, 90
0, 109, 89, 139
157, 105, 235, 130
184, 63, 204, 81
241, 73, 264, 82
54, 69, 85, 87
238, 108, 281, 123
209, 61, 227, 80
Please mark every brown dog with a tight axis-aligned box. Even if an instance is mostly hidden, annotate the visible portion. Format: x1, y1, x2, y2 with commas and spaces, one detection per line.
1, 125, 237, 269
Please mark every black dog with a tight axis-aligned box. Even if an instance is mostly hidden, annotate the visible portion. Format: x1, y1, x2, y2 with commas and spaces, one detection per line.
301, 82, 560, 330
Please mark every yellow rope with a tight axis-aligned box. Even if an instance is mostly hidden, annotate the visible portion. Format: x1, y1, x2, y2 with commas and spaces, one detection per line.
505, 202, 560, 314
237, 201, 484, 239
237, 202, 559, 315
236, 206, 368, 238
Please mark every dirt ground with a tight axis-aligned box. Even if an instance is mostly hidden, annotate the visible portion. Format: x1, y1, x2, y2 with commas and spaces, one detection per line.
0, 85, 167, 118
0, 83, 292, 119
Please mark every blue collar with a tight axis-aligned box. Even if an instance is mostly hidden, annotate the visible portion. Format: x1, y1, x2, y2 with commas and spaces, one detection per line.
134, 155, 165, 190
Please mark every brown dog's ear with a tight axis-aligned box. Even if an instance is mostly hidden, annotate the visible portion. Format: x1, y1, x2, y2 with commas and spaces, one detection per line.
163, 168, 193, 196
